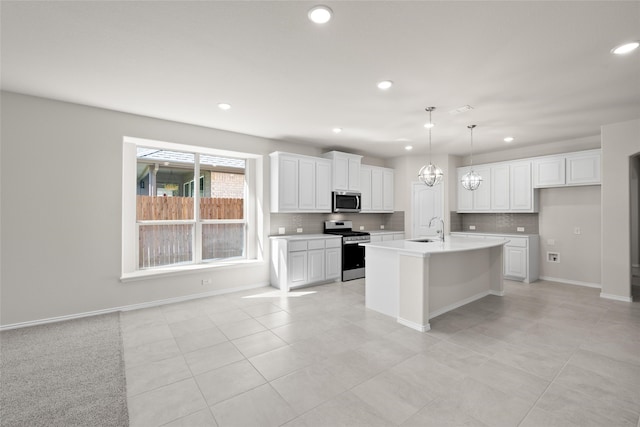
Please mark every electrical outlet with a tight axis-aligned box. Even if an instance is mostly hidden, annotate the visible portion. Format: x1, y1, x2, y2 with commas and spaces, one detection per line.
517, 227, 525, 232
547, 252, 560, 263
278, 227, 285, 235
359, 226, 364, 230
574, 227, 581, 235
296, 228, 303, 233
469, 225, 476, 230
380, 225, 385, 229
201, 278, 211, 285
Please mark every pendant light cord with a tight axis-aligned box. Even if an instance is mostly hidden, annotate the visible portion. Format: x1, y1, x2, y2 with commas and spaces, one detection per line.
468, 124, 476, 168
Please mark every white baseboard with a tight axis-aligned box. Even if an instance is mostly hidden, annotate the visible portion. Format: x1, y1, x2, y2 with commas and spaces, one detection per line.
599, 292, 633, 303
539, 276, 601, 289
0, 282, 270, 331
397, 317, 430, 332
428, 290, 491, 319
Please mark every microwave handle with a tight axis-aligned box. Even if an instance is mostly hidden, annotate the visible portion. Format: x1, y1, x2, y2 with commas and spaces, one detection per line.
356, 195, 361, 210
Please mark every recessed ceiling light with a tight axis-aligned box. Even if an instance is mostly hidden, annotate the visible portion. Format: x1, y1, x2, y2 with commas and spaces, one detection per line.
377, 80, 393, 90
424, 122, 434, 129
218, 103, 231, 110
332, 127, 342, 134
308, 5, 332, 24
611, 41, 639, 55
504, 136, 515, 143
405, 145, 413, 151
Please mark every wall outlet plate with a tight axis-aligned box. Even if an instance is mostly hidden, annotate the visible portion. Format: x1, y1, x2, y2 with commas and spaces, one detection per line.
296, 228, 303, 233
517, 227, 525, 232
547, 252, 560, 263
278, 227, 285, 235
380, 225, 385, 229
359, 226, 364, 230
469, 225, 476, 230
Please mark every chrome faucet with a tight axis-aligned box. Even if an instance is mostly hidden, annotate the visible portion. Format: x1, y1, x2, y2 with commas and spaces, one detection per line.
429, 216, 445, 242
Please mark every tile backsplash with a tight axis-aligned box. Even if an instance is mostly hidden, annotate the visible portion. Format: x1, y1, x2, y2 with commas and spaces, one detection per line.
449, 212, 539, 234
270, 211, 405, 235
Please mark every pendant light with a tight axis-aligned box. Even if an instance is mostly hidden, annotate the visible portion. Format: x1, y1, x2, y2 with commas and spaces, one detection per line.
418, 107, 444, 186
461, 124, 482, 191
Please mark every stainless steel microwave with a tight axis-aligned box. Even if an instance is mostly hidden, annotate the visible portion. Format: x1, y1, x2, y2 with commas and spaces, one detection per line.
332, 191, 361, 213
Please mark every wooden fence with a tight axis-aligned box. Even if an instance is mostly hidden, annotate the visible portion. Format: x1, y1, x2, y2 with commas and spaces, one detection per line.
136, 196, 243, 220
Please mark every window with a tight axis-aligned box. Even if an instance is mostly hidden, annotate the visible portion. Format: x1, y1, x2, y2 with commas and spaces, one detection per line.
122, 137, 260, 276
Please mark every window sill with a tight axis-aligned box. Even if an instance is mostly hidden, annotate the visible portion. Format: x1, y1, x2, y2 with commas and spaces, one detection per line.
120, 259, 265, 283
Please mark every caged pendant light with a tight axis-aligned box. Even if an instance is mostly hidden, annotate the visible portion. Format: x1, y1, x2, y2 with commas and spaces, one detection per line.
418, 107, 444, 186
461, 124, 483, 191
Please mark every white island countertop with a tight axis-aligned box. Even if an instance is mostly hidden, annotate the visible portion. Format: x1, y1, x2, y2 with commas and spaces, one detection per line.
361, 236, 508, 256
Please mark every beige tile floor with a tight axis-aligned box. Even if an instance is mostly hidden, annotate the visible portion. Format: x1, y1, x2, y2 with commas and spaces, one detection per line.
121, 279, 640, 427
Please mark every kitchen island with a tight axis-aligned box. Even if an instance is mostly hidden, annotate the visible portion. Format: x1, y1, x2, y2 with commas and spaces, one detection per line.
362, 236, 508, 332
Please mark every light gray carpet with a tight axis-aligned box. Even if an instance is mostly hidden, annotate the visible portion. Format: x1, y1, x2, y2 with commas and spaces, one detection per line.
0, 313, 129, 426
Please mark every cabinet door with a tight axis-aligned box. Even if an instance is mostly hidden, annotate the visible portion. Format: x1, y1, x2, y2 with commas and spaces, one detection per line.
371, 168, 384, 211
383, 169, 394, 211
472, 166, 492, 211
348, 157, 361, 191
288, 251, 307, 286
491, 164, 510, 211
333, 155, 350, 191
315, 159, 332, 211
359, 166, 372, 211
510, 161, 533, 211
457, 167, 473, 212
566, 151, 600, 185
533, 156, 565, 187
325, 247, 341, 280
504, 246, 527, 279
307, 249, 325, 283
298, 157, 316, 211
278, 156, 299, 211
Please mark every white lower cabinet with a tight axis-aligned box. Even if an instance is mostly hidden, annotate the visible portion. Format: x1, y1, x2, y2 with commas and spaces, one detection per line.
504, 245, 527, 279
270, 235, 342, 290
451, 233, 539, 283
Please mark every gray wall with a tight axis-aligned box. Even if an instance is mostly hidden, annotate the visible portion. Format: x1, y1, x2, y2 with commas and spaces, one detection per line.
0, 91, 389, 326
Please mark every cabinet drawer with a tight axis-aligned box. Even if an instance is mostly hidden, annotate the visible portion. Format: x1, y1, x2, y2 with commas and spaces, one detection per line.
289, 240, 308, 252
307, 239, 326, 250
325, 238, 341, 248
505, 237, 527, 248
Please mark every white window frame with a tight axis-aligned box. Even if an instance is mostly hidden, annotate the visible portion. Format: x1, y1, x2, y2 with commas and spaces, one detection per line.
121, 136, 262, 281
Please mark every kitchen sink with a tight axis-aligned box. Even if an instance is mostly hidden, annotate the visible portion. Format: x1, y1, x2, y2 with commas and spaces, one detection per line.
408, 238, 438, 243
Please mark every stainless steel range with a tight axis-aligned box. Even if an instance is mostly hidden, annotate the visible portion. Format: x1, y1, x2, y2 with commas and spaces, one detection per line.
323, 220, 370, 281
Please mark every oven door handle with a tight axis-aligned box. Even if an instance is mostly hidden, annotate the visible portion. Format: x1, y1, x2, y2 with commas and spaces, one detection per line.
344, 240, 369, 245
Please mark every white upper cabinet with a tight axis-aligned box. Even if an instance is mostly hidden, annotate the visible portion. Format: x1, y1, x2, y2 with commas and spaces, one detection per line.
491, 164, 510, 211
270, 152, 333, 213
533, 149, 600, 188
315, 159, 332, 211
457, 165, 493, 212
565, 150, 601, 186
360, 164, 394, 213
510, 161, 537, 212
323, 151, 362, 192
272, 153, 299, 212
533, 156, 565, 187
360, 166, 372, 211
458, 161, 537, 213
472, 165, 492, 211
382, 169, 394, 211
457, 167, 473, 212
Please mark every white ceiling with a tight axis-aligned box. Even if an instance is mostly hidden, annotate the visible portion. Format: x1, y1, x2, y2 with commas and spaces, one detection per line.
2, 1, 639, 158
